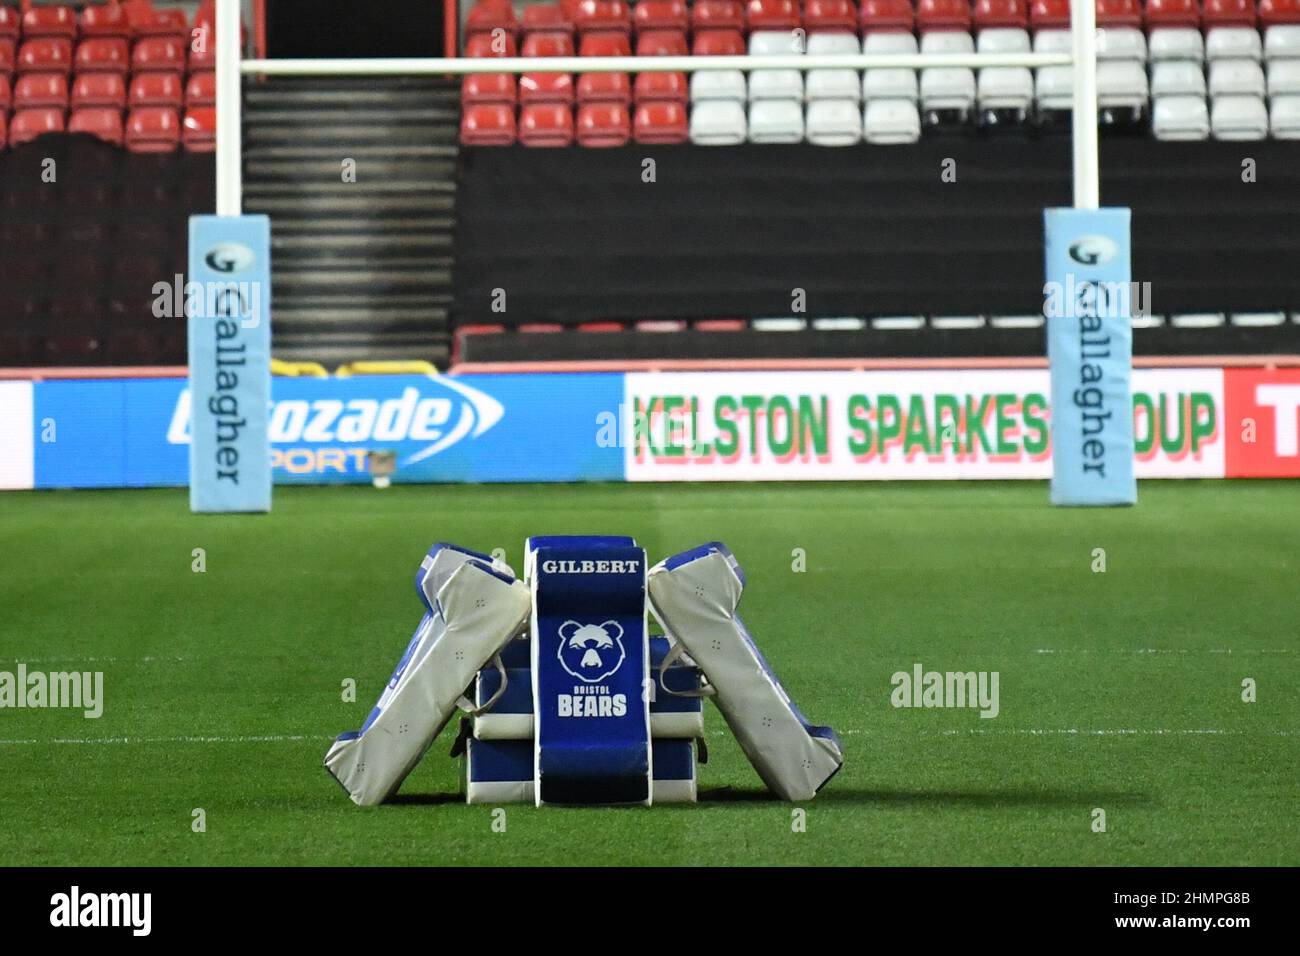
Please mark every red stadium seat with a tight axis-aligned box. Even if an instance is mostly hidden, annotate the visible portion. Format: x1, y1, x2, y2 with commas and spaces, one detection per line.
632, 100, 688, 142
122, 0, 187, 40
186, 70, 215, 107
9, 108, 66, 146
465, 0, 519, 35
129, 71, 183, 109
635, 0, 689, 31
579, 31, 632, 56
18, 39, 73, 75
577, 71, 631, 104
1029, 0, 1070, 28
1202, 0, 1257, 25
523, 3, 574, 32
0, 75, 9, 113
125, 106, 180, 151
0, 5, 18, 43
462, 73, 517, 106
131, 37, 185, 72
522, 32, 576, 57
805, 0, 858, 33
22, 5, 77, 41
745, 0, 801, 31
973, 0, 1030, 29
861, 0, 916, 32
72, 72, 127, 109
14, 73, 69, 109
1144, 0, 1201, 26
1095, 0, 1142, 27
80, 2, 131, 39
576, 102, 631, 145
0, 39, 13, 74
519, 103, 575, 145
636, 30, 689, 56
634, 70, 688, 101
75, 38, 130, 73
519, 71, 575, 104
460, 103, 517, 144
69, 107, 124, 146
691, 0, 744, 30
1260, 0, 1300, 24
573, 0, 632, 34
916, 0, 972, 31
465, 32, 518, 57
183, 107, 215, 151
693, 29, 746, 55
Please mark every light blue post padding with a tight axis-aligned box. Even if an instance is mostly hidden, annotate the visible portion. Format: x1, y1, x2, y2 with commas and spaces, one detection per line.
1044, 207, 1137, 506
187, 215, 272, 513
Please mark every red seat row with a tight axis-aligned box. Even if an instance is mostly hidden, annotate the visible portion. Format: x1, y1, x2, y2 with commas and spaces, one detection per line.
465, 70, 691, 107
0, 1, 202, 44
1, 106, 213, 151
462, 101, 688, 146
461, 0, 1300, 39
1, 71, 214, 111
0, 36, 199, 75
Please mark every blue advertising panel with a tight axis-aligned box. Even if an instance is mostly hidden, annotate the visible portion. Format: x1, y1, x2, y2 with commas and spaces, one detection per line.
1044, 207, 1138, 507
31, 373, 625, 488
187, 214, 273, 512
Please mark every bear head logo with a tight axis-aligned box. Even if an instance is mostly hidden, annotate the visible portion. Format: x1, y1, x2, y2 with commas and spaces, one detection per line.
557, 620, 626, 684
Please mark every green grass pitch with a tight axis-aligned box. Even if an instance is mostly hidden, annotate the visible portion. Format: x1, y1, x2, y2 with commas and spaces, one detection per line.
1, 481, 1296, 866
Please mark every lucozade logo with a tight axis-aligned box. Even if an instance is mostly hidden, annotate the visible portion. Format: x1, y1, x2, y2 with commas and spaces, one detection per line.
165, 376, 505, 474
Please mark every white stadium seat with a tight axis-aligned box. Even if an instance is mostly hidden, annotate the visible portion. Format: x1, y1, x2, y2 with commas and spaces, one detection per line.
1152, 95, 1210, 139
864, 31, 917, 55
1033, 29, 1072, 56
1205, 27, 1263, 63
806, 32, 860, 104
864, 98, 921, 144
1264, 25, 1300, 61
977, 27, 1031, 55
1097, 60, 1149, 109
1035, 65, 1074, 112
921, 30, 974, 55
748, 30, 803, 102
807, 66, 862, 102
1211, 94, 1269, 139
749, 70, 804, 100
1148, 27, 1205, 63
1209, 60, 1266, 99
1096, 27, 1147, 62
1268, 59, 1300, 97
806, 99, 863, 145
864, 67, 918, 102
690, 100, 747, 144
978, 67, 1033, 112
691, 70, 747, 102
1151, 61, 1207, 98
921, 67, 976, 115
747, 98, 804, 142
1269, 95, 1300, 138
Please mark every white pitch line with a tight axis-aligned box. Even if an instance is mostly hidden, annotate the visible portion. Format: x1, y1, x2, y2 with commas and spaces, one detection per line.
1033, 648, 1294, 655
0, 733, 331, 746
0, 656, 189, 664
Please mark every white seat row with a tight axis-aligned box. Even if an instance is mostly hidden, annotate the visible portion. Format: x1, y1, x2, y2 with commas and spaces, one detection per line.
689, 99, 921, 146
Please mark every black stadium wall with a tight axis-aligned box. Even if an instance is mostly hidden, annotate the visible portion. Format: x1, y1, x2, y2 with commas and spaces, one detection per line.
453, 138, 1300, 327
0, 136, 213, 366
